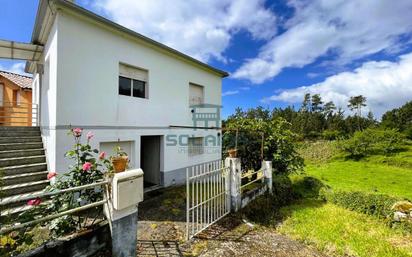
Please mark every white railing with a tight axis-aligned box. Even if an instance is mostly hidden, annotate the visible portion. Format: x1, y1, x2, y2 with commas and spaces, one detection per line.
0, 180, 109, 235
186, 160, 230, 240
0, 102, 39, 126
240, 168, 265, 191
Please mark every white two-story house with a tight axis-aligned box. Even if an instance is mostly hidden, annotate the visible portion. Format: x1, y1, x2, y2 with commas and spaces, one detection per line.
26, 0, 228, 188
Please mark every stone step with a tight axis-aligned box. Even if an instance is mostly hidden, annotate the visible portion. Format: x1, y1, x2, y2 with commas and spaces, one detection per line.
0, 126, 40, 131
0, 136, 42, 144
0, 130, 41, 137
0, 180, 49, 197
0, 190, 49, 210
0, 142, 44, 151
2, 163, 48, 176
0, 149, 45, 159
0, 155, 46, 168
1, 171, 49, 186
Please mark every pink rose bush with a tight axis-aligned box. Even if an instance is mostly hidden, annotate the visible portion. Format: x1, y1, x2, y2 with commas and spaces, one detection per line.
82, 162, 92, 171
19, 128, 113, 236
47, 171, 57, 180
27, 198, 42, 206
72, 128, 83, 137
99, 151, 106, 160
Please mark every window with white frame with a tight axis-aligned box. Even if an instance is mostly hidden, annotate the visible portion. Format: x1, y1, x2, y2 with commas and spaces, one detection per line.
188, 137, 204, 156
119, 63, 148, 99
189, 83, 204, 106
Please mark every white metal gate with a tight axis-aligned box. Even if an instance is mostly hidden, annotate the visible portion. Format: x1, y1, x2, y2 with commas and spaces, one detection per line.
186, 160, 230, 239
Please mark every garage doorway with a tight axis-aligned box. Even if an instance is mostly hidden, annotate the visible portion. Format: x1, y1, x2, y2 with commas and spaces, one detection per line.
141, 136, 162, 189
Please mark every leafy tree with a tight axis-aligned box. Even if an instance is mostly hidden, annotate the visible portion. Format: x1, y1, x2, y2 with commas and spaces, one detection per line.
223, 108, 304, 174
381, 101, 412, 138
300, 93, 311, 112
311, 94, 324, 112
348, 95, 367, 130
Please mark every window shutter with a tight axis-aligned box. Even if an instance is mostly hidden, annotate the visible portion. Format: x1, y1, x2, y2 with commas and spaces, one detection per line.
119, 63, 148, 81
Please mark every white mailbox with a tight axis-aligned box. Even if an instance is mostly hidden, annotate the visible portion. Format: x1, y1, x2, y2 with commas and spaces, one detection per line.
112, 169, 144, 210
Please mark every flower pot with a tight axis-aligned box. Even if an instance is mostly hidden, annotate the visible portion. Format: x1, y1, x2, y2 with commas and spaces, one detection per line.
228, 149, 237, 158
111, 156, 128, 173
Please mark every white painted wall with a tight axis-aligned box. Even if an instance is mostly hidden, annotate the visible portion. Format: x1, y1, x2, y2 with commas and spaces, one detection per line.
36, 9, 223, 185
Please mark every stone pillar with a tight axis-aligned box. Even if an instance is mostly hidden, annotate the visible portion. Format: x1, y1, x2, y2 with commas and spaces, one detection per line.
225, 157, 242, 212
262, 161, 273, 194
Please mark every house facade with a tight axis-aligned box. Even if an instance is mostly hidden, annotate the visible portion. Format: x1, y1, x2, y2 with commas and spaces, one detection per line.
0, 71, 33, 126
27, 0, 228, 188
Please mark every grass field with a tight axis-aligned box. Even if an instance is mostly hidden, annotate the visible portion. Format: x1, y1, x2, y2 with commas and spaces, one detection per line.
278, 200, 412, 257
305, 160, 412, 199
276, 141, 412, 257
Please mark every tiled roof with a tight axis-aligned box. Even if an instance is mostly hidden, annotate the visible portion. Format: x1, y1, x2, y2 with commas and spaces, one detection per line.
0, 70, 33, 89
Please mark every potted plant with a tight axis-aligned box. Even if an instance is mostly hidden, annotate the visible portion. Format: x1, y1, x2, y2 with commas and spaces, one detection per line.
228, 148, 237, 158
111, 146, 129, 173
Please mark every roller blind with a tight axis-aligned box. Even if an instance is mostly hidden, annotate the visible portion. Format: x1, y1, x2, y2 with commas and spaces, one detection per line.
189, 83, 204, 106
119, 63, 148, 81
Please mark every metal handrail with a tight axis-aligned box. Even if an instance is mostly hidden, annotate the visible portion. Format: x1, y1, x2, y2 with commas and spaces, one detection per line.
0, 180, 110, 235
0, 200, 107, 235
0, 180, 109, 206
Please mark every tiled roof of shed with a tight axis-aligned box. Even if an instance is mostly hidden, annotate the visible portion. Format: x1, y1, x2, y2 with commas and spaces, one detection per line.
0, 70, 33, 89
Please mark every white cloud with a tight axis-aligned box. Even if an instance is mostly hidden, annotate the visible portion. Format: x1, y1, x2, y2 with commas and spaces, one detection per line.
234, 0, 412, 83
264, 52, 412, 118
0, 62, 30, 76
222, 90, 240, 97
94, 0, 276, 62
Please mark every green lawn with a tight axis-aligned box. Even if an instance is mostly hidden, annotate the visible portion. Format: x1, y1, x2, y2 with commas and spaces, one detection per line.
303, 160, 412, 200
277, 141, 412, 257
278, 200, 412, 257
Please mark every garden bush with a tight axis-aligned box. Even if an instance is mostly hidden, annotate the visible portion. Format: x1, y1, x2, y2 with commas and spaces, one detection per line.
241, 175, 294, 225
319, 189, 402, 218
339, 128, 406, 158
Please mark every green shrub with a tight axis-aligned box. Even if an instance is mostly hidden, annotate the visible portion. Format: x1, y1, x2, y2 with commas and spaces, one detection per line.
272, 175, 294, 206
319, 189, 402, 218
339, 128, 406, 158
241, 175, 294, 225
292, 176, 327, 199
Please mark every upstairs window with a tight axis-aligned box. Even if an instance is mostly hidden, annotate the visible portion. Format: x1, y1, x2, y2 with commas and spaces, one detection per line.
189, 83, 204, 106
119, 63, 148, 99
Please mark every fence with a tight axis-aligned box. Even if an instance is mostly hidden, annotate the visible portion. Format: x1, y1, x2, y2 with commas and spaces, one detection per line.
186, 158, 272, 239
186, 160, 230, 239
0, 102, 39, 126
0, 180, 108, 235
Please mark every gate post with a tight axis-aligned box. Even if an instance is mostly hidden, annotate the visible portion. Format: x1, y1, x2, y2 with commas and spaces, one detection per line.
225, 157, 241, 212
104, 169, 144, 257
262, 161, 273, 194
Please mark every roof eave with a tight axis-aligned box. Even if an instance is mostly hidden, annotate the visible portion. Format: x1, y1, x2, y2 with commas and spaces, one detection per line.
29, 0, 229, 78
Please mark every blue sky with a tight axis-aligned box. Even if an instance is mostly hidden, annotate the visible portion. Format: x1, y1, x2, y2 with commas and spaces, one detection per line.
1, 0, 412, 118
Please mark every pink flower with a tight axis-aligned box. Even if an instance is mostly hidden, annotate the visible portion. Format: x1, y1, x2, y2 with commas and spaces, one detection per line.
47, 171, 57, 180
87, 131, 94, 141
82, 162, 92, 171
99, 151, 106, 160
27, 198, 42, 206
72, 128, 83, 137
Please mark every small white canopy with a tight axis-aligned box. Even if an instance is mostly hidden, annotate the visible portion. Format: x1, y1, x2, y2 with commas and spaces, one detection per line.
0, 39, 43, 61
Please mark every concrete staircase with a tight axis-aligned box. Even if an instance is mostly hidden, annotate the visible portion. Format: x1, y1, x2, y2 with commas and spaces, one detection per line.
0, 126, 49, 219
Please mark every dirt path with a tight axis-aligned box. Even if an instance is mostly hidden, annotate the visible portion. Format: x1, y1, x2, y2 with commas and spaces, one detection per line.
135, 187, 327, 257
